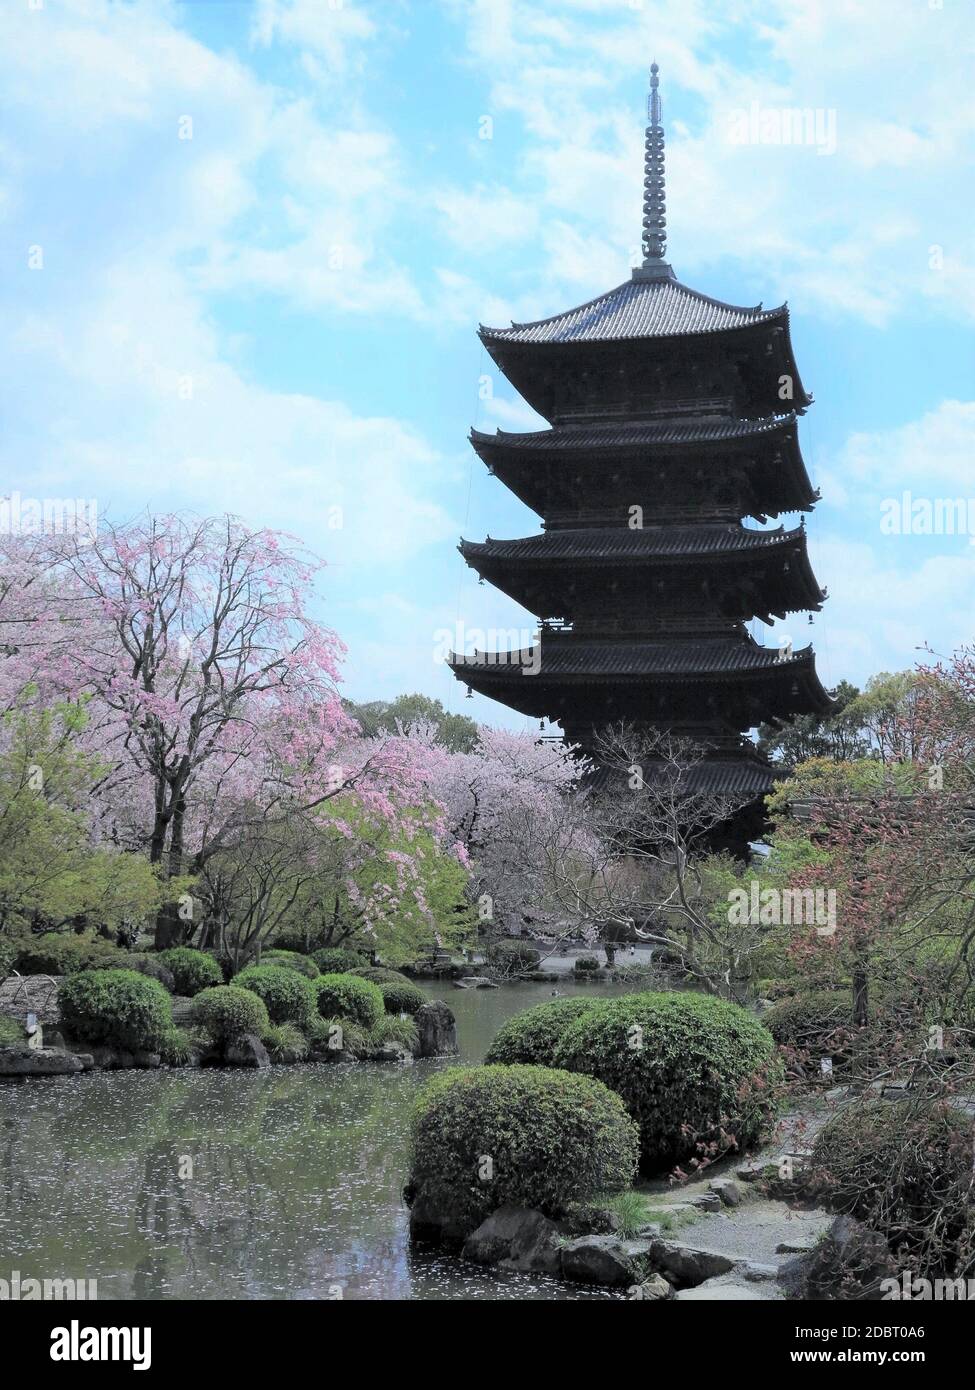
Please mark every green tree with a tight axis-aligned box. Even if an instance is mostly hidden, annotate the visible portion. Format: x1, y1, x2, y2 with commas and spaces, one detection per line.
345, 693, 479, 753
0, 699, 167, 941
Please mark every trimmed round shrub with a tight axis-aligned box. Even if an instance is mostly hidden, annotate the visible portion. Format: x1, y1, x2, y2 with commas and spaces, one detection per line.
311, 947, 367, 974
811, 1098, 974, 1274
378, 978, 427, 1016
486, 939, 541, 973
233, 964, 317, 1029
314, 973, 384, 1029
158, 947, 223, 997
262, 949, 319, 979
15, 933, 126, 976
409, 1064, 639, 1234
126, 954, 176, 992
553, 992, 782, 1171
485, 997, 597, 1067
574, 955, 601, 974
765, 989, 854, 1071
58, 969, 173, 1051
349, 965, 409, 985
191, 985, 269, 1043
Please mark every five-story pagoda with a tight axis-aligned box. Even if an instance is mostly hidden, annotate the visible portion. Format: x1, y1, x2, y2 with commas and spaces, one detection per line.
450, 64, 833, 838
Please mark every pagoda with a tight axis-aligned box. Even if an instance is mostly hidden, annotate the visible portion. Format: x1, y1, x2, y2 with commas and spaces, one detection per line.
449, 64, 833, 844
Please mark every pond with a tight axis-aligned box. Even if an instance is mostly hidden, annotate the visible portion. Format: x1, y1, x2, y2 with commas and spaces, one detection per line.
0, 979, 632, 1300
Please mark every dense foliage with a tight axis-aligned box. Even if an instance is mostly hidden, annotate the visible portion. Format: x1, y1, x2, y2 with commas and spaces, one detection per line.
58, 969, 173, 1051
811, 1099, 975, 1275
484, 997, 596, 1067
377, 978, 427, 1016
233, 965, 317, 1029
485, 940, 541, 973
261, 949, 320, 978
311, 947, 364, 974
158, 947, 223, 996
553, 992, 782, 1170
409, 1064, 639, 1234
314, 973, 384, 1029
191, 985, 269, 1043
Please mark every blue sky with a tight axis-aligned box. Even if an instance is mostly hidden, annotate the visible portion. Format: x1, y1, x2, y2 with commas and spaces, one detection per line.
1, 0, 973, 733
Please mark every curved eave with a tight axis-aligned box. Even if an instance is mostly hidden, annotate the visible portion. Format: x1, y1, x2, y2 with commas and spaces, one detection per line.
479, 320, 812, 416
449, 648, 835, 722
458, 528, 827, 616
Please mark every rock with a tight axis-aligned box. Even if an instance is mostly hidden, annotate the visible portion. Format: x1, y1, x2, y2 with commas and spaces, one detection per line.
462, 1206, 561, 1275
0, 1046, 84, 1076
371, 1043, 413, 1064
648, 1240, 735, 1286
776, 1236, 819, 1255
223, 1034, 270, 1069
406, 1189, 469, 1248
560, 1235, 651, 1287
800, 1216, 897, 1301
414, 1000, 458, 1057
690, 1192, 722, 1212
742, 1262, 778, 1282
80, 1046, 161, 1069
677, 1276, 781, 1301
632, 1274, 672, 1301
709, 1179, 743, 1208
453, 976, 499, 990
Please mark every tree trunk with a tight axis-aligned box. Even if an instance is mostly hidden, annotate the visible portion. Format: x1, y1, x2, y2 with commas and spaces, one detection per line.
853, 967, 869, 1027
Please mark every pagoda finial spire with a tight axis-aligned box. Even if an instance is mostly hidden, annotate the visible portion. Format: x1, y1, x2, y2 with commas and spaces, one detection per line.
641, 61, 667, 266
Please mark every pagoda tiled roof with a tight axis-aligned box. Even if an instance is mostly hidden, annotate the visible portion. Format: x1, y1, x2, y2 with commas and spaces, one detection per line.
585, 758, 780, 797
452, 637, 818, 679
471, 415, 797, 451
461, 524, 805, 564
480, 274, 785, 346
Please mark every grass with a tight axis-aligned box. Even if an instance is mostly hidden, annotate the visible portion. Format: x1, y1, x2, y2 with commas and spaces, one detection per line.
0, 1013, 23, 1046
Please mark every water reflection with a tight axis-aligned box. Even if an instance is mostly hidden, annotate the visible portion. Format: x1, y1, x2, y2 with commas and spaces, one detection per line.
0, 981, 628, 1300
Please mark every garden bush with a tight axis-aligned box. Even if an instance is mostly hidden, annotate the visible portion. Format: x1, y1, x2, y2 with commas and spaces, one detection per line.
125, 954, 176, 992
810, 1098, 974, 1275
58, 969, 173, 1051
348, 965, 408, 985
378, 978, 427, 1016
190, 985, 269, 1044
408, 1064, 639, 1235
158, 947, 223, 997
261, 949, 319, 979
573, 955, 601, 974
485, 939, 541, 973
553, 991, 782, 1171
233, 964, 317, 1029
0, 1013, 23, 1045
765, 989, 854, 1068
311, 947, 366, 974
484, 997, 597, 1067
314, 973, 384, 1029
14, 933, 126, 976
